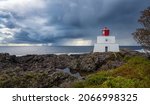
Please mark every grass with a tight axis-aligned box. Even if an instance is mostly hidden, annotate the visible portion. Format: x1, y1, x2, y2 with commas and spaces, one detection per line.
73, 56, 150, 88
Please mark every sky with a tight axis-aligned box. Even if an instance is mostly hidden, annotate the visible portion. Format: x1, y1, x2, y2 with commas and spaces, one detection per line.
0, 0, 150, 46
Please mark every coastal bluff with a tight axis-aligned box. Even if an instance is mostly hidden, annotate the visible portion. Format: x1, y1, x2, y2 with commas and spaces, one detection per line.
0, 49, 148, 88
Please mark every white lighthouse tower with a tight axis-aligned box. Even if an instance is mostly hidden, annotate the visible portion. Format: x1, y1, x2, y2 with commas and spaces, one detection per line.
93, 27, 119, 52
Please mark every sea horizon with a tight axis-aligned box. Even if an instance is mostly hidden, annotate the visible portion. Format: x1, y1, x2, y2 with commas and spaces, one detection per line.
0, 46, 143, 56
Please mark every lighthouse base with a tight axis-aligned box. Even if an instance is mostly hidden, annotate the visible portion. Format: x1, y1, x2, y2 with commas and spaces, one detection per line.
93, 43, 119, 52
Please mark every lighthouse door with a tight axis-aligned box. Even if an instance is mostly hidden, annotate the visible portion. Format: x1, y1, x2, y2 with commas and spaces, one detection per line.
105, 46, 108, 52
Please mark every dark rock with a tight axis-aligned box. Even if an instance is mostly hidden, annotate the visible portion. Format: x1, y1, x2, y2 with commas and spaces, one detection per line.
69, 52, 119, 72
0, 49, 146, 87
54, 54, 72, 69
100, 60, 124, 70
120, 49, 144, 57
0, 53, 17, 63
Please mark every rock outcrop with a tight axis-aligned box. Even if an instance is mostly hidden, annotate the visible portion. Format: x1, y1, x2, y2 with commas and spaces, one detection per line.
0, 49, 146, 88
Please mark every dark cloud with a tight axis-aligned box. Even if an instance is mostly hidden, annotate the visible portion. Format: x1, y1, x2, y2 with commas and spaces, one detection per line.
0, 0, 150, 45
0, 11, 15, 28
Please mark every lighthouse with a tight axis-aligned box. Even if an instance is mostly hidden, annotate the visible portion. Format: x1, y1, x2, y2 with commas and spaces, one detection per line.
93, 27, 119, 52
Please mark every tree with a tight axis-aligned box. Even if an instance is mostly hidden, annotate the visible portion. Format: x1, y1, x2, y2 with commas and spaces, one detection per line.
133, 7, 150, 56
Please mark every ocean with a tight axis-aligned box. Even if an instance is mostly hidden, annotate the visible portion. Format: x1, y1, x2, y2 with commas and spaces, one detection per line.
0, 46, 142, 56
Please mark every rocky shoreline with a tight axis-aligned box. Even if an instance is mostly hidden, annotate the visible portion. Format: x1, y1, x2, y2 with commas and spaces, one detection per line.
0, 49, 147, 88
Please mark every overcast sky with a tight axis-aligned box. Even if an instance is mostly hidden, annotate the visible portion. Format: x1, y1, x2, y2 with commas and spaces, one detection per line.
0, 0, 150, 46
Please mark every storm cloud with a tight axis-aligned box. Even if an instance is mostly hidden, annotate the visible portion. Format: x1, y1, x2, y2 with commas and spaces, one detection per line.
0, 0, 150, 45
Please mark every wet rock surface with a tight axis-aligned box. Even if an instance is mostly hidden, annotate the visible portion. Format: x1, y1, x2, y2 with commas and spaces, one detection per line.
0, 49, 146, 88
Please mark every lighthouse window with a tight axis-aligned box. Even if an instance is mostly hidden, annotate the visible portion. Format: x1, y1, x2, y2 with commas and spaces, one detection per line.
105, 39, 108, 42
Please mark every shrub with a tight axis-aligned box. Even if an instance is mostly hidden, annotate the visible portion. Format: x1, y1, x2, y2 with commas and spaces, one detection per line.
73, 56, 150, 88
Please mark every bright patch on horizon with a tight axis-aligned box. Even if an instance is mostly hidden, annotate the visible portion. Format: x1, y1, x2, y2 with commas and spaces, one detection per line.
64, 39, 92, 46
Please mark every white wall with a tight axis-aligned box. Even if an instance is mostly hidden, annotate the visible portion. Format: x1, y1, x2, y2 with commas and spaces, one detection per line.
93, 43, 119, 52
97, 36, 116, 44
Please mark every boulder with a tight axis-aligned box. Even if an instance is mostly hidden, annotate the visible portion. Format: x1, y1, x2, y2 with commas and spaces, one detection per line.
69, 52, 119, 72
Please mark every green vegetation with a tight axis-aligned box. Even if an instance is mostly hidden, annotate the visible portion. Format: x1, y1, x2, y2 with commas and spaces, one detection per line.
0, 70, 52, 88
0, 69, 73, 88
73, 56, 150, 88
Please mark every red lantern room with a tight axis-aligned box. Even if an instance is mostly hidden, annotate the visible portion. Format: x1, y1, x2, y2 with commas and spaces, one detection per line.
102, 27, 110, 36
